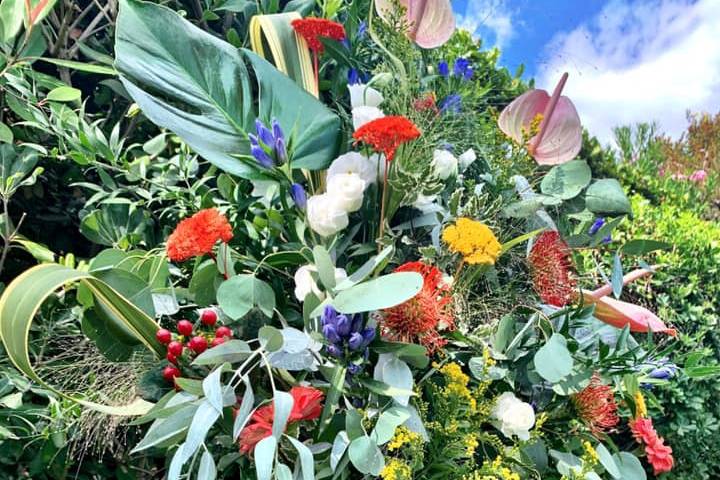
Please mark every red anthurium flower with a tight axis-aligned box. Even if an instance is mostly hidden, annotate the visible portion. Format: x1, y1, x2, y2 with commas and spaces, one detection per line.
353, 115, 421, 162
166, 208, 233, 262
375, 0, 456, 49
291, 18, 346, 53
498, 72, 582, 165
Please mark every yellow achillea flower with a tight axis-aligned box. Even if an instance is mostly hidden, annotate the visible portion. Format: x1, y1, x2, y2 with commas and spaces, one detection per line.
381, 458, 412, 480
442, 218, 502, 265
635, 391, 647, 418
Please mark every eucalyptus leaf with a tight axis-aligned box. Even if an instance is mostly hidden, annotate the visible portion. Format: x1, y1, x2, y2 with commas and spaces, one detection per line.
540, 160, 591, 200
217, 274, 275, 319
534, 334, 574, 383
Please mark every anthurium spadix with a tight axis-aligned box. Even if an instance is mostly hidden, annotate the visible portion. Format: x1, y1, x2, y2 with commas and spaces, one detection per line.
498, 72, 582, 165
375, 0, 455, 49
582, 268, 677, 336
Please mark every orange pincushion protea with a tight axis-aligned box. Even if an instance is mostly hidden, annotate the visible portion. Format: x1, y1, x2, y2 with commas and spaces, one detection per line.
166, 208, 233, 262
381, 261, 454, 353
571, 373, 619, 436
291, 18, 346, 53
527, 230, 577, 307
353, 116, 421, 161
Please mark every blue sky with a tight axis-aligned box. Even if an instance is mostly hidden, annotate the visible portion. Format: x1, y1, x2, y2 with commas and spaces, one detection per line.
452, 0, 720, 144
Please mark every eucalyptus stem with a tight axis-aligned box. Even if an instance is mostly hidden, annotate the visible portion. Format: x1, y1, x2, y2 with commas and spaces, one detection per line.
377, 160, 389, 252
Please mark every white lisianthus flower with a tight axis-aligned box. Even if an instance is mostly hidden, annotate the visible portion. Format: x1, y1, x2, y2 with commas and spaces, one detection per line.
458, 148, 477, 171
348, 84, 384, 108
412, 193, 439, 213
328, 152, 377, 187
307, 194, 349, 237
491, 392, 535, 441
327, 173, 366, 212
352, 106, 384, 131
293, 265, 348, 301
432, 149, 458, 179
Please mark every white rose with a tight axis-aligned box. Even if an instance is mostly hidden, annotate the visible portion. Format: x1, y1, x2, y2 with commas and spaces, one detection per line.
491, 392, 535, 441
328, 152, 377, 187
327, 173, 366, 212
458, 148, 477, 171
348, 84, 384, 108
432, 149, 458, 179
352, 106, 384, 131
412, 193, 439, 213
307, 194, 349, 237
294, 265, 348, 301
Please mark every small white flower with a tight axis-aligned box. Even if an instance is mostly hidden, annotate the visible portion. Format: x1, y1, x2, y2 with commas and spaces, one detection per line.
352, 106, 384, 131
294, 265, 347, 301
327, 173, 366, 212
431, 149, 458, 179
412, 193, 439, 213
307, 194, 349, 237
328, 152, 377, 187
491, 392, 535, 441
348, 84, 384, 108
458, 148, 477, 171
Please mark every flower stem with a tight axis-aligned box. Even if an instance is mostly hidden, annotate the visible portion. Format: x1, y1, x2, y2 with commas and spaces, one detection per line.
454, 258, 465, 279
313, 51, 319, 95
377, 161, 389, 252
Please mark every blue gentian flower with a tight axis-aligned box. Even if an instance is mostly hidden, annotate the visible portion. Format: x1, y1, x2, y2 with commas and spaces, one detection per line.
438, 61, 450, 77
463, 65, 474, 81
255, 119, 275, 147
290, 183, 307, 209
453, 58, 471, 78
589, 217, 605, 235
348, 68, 361, 85
320, 306, 374, 373
602, 235, 612, 244
440, 93, 462, 114
251, 144, 273, 168
357, 21, 367, 39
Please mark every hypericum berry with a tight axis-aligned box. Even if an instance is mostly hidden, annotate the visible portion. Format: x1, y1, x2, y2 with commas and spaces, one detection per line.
162, 365, 181, 382
211, 337, 226, 348
167, 341, 184, 357
167, 353, 178, 364
200, 308, 218, 326
156, 328, 172, 344
188, 336, 208, 354
215, 326, 233, 338
177, 320, 194, 336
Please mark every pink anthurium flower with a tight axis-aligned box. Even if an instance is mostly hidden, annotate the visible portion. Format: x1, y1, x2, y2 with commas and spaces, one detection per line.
498, 72, 582, 165
375, 0, 455, 49
582, 267, 677, 336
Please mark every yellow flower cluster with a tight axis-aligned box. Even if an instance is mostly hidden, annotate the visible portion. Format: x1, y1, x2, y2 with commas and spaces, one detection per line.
438, 362, 477, 411
442, 218, 502, 265
381, 458, 412, 480
465, 457, 520, 480
464, 434, 479, 457
635, 391, 647, 418
583, 441, 599, 465
387, 426, 421, 452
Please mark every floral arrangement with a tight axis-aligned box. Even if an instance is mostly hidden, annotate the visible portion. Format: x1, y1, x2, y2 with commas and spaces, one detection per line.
0, 0, 688, 479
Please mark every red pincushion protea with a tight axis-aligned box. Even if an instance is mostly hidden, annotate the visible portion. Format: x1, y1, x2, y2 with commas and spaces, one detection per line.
291, 18, 346, 53
571, 373, 619, 436
166, 208, 233, 262
630, 417, 674, 475
381, 261, 454, 353
353, 116, 421, 162
527, 230, 577, 307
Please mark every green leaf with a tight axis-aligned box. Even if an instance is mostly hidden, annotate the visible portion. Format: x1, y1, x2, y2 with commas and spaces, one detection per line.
313, 245, 336, 290
540, 159, 592, 200
217, 274, 275, 319
358, 377, 415, 400
586, 179, 632, 214
621, 239, 672, 256
611, 251, 623, 298
0, 0, 24, 43
613, 452, 646, 480
232, 376, 255, 440
79, 203, 150, 248
203, 366, 224, 413
259, 325, 284, 352
286, 436, 315, 480
335, 245, 393, 290
348, 436, 385, 476
331, 272, 423, 314
193, 339, 252, 365
198, 451, 217, 480
132, 404, 198, 452
255, 435, 277, 480
46, 86, 81, 102
115, 0, 340, 178
0, 122, 13, 144
534, 334, 574, 383
37, 57, 116, 75
596, 443, 620, 479
371, 406, 410, 445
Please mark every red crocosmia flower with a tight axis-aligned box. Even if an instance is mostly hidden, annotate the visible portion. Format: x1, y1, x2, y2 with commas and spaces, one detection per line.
238, 386, 325, 455
527, 230, 577, 307
571, 373, 619, 436
353, 116, 421, 162
166, 208, 233, 262
291, 18, 346, 53
630, 417, 674, 476
381, 261, 454, 353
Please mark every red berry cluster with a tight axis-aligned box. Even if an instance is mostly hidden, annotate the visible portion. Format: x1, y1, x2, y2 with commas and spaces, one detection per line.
156, 309, 234, 383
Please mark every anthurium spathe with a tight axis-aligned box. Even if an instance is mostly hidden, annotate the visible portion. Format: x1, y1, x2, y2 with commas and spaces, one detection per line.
582, 268, 677, 336
498, 72, 582, 165
375, 0, 455, 49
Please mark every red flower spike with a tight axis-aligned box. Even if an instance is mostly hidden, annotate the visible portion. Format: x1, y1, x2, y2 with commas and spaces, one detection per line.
162, 365, 181, 382
156, 328, 172, 344
167, 341, 184, 357
188, 336, 208, 354
353, 116, 421, 162
381, 261, 454, 353
166, 208, 233, 262
571, 373, 619, 436
177, 320, 194, 337
527, 230, 577, 307
291, 18, 346, 53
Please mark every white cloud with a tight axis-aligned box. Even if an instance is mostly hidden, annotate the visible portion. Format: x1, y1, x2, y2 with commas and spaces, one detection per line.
457, 0, 515, 49
538, 0, 720, 145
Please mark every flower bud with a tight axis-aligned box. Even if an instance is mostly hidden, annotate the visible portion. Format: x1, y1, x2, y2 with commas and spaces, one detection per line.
348, 332, 364, 351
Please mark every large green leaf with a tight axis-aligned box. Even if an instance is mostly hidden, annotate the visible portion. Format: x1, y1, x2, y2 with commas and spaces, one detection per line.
114, 0, 340, 178
540, 159, 591, 200
585, 179, 632, 214
0, 263, 162, 415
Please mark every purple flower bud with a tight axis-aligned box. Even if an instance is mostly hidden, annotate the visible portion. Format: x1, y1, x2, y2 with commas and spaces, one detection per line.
275, 136, 287, 163
336, 314, 351, 338
453, 58, 471, 78
248, 133, 259, 147
649, 363, 678, 380
348, 68, 361, 85
361, 327, 376, 346
251, 145, 273, 168
438, 61, 450, 78
348, 363, 362, 375
271, 119, 284, 143
589, 217, 605, 235
350, 314, 363, 334
348, 332, 364, 351
602, 234, 612, 244
326, 344, 343, 358
322, 305, 338, 328
255, 119, 275, 146
463, 66, 474, 81
440, 94, 462, 115
290, 183, 307, 209
323, 324, 341, 344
